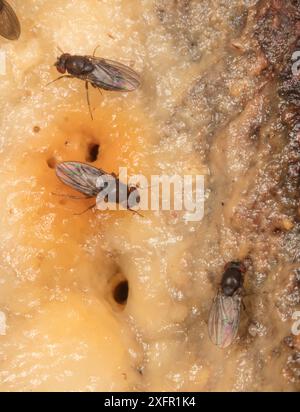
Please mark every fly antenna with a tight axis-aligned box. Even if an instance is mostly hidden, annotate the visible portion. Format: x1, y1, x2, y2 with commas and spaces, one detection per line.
57, 45, 64, 55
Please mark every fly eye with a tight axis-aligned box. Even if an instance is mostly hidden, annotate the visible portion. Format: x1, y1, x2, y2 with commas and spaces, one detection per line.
56, 64, 66, 74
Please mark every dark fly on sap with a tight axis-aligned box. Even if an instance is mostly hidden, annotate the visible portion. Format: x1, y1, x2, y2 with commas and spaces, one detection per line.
50, 51, 141, 119
54, 53, 140, 91
0, 0, 20, 40
208, 261, 246, 349
55, 161, 141, 215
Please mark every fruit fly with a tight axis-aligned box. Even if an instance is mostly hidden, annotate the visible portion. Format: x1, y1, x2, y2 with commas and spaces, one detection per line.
208, 261, 246, 348
0, 0, 20, 40
50, 50, 141, 119
55, 161, 141, 215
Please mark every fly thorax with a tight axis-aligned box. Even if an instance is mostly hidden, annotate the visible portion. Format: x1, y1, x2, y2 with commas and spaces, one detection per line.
221, 270, 243, 297
66, 56, 91, 75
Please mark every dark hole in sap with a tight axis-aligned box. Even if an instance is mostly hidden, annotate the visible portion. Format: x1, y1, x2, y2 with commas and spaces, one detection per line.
113, 280, 129, 305
86, 143, 100, 162
33, 126, 40, 133
47, 157, 57, 169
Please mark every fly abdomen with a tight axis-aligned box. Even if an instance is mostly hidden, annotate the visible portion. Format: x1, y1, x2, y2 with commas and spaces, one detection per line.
208, 291, 242, 349
55, 161, 104, 198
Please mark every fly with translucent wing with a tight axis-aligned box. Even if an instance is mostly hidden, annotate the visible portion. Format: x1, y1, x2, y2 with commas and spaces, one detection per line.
55, 161, 141, 215
50, 51, 141, 119
0, 0, 20, 40
208, 261, 246, 348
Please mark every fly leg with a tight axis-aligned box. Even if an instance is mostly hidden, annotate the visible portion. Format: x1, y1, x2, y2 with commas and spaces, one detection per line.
73, 191, 109, 216
52, 192, 93, 200
74, 203, 97, 216
52, 192, 96, 214
92, 45, 101, 57
241, 298, 252, 319
128, 208, 144, 218
92, 83, 103, 96
46, 75, 73, 87
74, 193, 113, 215
85, 81, 94, 120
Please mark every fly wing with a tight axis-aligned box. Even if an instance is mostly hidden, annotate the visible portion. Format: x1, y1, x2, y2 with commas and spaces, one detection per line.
86, 57, 140, 91
208, 291, 241, 348
0, 0, 20, 40
55, 162, 105, 197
